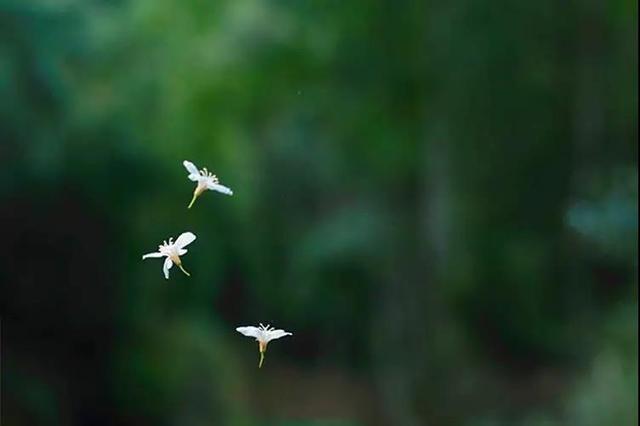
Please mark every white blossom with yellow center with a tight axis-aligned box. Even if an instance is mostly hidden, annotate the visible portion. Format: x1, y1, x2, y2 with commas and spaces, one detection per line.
142, 232, 196, 279
236, 323, 292, 368
183, 160, 233, 209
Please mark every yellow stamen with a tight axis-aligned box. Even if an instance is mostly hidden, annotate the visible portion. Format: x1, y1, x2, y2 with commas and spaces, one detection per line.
188, 185, 206, 209
258, 341, 267, 368
178, 264, 191, 277
187, 192, 199, 209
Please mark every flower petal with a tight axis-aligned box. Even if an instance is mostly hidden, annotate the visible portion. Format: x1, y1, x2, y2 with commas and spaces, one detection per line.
188, 173, 200, 182
163, 257, 173, 279
178, 248, 188, 256
207, 182, 233, 196
174, 232, 196, 249
142, 252, 164, 259
265, 329, 292, 342
236, 326, 260, 338
183, 160, 199, 176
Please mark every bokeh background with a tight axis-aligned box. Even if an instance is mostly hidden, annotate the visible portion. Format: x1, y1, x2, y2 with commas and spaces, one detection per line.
1, 1, 637, 425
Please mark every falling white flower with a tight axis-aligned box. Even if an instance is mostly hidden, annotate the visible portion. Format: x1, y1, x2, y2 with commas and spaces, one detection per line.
183, 160, 233, 209
142, 232, 196, 279
236, 323, 292, 368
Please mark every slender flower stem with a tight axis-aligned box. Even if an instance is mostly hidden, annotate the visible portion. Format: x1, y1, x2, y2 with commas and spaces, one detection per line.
187, 192, 198, 209
259, 351, 265, 368
178, 264, 191, 277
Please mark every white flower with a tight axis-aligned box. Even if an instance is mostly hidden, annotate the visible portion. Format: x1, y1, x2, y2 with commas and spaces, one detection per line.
142, 232, 196, 279
183, 160, 233, 209
236, 323, 292, 368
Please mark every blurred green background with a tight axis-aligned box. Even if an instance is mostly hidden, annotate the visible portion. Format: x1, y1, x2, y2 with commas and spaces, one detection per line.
1, 1, 637, 425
